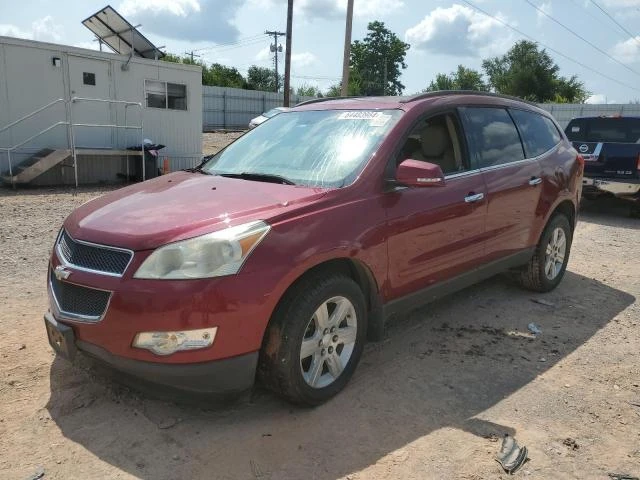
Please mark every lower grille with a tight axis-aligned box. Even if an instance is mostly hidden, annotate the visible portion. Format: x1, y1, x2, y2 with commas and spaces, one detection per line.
49, 269, 111, 322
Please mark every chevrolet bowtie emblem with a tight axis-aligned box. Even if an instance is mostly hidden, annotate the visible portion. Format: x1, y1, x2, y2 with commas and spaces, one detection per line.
54, 265, 71, 280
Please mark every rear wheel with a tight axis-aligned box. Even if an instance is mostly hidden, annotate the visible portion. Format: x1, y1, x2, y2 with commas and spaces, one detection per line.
514, 214, 573, 292
258, 272, 367, 406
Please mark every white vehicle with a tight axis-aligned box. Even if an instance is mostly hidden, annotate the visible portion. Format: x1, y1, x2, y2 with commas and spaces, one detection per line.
248, 107, 289, 129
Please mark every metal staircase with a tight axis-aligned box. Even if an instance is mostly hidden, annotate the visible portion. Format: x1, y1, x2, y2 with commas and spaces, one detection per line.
1, 148, 71, 184
0, 97, 144, 187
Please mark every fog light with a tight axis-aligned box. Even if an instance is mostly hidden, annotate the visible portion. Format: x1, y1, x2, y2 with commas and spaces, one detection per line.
132, 327, 217, 356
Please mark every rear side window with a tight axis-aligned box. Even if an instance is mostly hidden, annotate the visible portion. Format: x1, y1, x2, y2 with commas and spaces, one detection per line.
461, 107, 524, 168
566, 117, 640, 143
510, 109, 561, 158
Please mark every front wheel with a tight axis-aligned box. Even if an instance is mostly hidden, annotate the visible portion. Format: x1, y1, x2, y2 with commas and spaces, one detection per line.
258, 272, 367, 406
514, 214, 573, 292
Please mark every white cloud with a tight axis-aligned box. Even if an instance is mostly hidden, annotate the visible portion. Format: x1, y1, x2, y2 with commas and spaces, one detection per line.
405, 4, 512, 57
537, 1, 552, 24
116, 0, 241, 42
255, 46, 271, 62
0, 16, 62, 42
120, 0, 201, 17
251, 0, 404, 20
586, 94, 617, 104
610, 36, 640, 63
292, 51, 318, 67
73, 41, 101, 51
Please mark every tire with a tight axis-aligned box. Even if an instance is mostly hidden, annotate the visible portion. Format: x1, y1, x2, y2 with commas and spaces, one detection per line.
258, 272, 367, 406
514, 214, 573, 293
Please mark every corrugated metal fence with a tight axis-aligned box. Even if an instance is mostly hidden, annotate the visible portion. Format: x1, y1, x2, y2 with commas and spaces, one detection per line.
203, 86, 314, 131
539, 104, 640, 128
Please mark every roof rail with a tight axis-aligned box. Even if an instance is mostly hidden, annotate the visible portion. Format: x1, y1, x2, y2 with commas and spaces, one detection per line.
400, 90, 539, 107
294, 96, 366, 107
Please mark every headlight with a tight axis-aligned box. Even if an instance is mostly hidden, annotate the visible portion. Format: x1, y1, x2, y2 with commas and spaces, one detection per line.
134, 220, 270, 279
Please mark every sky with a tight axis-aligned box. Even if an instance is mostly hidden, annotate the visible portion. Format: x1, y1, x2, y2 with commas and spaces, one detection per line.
1, 0, 640, 103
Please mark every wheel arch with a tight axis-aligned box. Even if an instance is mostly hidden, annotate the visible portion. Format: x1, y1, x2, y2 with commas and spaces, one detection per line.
263, 257, 384, 347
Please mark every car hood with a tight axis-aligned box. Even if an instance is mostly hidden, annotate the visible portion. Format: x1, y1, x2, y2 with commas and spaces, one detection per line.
65, 171, 328, 250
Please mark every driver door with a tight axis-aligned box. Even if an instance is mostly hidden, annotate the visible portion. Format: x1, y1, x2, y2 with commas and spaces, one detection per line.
384, 111, 488, 301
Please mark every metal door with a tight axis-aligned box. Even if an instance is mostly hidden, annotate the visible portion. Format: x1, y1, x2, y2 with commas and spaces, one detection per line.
68, 56, 112, 148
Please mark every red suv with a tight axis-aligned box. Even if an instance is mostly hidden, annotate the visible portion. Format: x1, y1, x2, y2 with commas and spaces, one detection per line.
45, 92, 583, 405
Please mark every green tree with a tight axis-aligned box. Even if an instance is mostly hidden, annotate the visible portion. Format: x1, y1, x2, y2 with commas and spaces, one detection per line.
204, 63, 247, 88
350, 21, 410, 96
326, 68, 364, 97
482, 40, 588, 103
295, 84, 322, 97
425, 65, 488, 92
247, 65, 283, 92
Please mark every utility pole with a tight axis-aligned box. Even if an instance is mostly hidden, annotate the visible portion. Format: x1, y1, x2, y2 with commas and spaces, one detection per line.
265, 30, 285, 92
383, 54, 387, 96
283, 0, 294, 106
184, 50, 201, 63
340, 0, 355, 97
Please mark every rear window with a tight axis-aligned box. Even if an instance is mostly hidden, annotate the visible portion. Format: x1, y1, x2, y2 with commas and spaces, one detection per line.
565, 117, 640, 143
510, 109, 562, 158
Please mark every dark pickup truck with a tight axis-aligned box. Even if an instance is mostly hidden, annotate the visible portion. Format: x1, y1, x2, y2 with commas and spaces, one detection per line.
565, 116, 640, 208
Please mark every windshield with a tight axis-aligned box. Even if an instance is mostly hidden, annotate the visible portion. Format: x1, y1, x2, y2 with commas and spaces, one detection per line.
263, 108, 284, 118
202, 109, 403, 188
565, 117, 640, 143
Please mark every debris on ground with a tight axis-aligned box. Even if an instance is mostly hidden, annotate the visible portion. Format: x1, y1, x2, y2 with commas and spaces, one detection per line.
158, 417, 179, 429
18, 344, 26, 350
562, 438, 579, 450
495, 434, 528, 474
527, 323, 542, 335
608, 474, 639, 480
24, 467, 45, 480
531, 298, 555, 307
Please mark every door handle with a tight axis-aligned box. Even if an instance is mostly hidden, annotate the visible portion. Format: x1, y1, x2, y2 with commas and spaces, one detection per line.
464, 192, 484, 203
529, 176, 543, 186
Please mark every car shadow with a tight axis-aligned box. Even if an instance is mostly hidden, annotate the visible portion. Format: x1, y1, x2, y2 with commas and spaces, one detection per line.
46, 271, 634, 479
579, 196, 639, 230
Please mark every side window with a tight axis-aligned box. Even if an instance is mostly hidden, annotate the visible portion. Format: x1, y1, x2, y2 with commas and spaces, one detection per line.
461, 107, 524, 168
510, 109, 561, 158
565, 118, 585, 142
397, 113, 467, 174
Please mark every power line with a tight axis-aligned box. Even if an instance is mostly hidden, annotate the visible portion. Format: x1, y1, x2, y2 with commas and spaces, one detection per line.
523, 0, 640, 78
459, 0, 640, 93
567, 0, 626, 40
589, 0, 640, 48
193, 34, 269, 53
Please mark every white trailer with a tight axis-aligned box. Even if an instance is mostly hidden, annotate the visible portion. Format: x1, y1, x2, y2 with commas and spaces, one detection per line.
0, 36, 202, 186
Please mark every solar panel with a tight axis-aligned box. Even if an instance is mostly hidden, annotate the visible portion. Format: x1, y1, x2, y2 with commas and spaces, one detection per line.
82, 5, 164, 59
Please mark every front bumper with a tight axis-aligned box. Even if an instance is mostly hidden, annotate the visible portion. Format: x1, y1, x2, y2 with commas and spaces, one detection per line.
45, 312, 258, 394
582, 177, 640, 198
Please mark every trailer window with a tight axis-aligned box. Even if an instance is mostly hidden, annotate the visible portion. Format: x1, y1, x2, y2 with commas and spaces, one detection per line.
145, 80, 187, 111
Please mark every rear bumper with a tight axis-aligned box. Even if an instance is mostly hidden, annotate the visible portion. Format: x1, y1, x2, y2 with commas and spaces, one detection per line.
583, 177, 640, 198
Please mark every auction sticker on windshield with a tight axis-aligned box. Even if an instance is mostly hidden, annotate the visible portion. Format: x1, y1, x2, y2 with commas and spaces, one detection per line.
338, 111, 392, 127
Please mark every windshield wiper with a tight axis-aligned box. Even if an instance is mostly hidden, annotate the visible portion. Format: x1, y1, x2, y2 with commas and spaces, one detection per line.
217, 172, 296, 185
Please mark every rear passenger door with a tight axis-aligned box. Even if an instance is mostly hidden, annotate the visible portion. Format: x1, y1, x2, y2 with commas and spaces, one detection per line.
460, 107, 543, 262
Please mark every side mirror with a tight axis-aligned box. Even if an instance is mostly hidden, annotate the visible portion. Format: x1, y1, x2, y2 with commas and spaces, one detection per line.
396, 159, 446, 187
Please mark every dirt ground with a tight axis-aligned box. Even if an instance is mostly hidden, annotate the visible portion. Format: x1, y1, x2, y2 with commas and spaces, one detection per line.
0, 136, 639, 479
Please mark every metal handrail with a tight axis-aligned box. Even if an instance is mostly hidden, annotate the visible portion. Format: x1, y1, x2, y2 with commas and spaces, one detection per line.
1, 97, 144, 188
0, 98, 66, 134
0, 122, 69, 152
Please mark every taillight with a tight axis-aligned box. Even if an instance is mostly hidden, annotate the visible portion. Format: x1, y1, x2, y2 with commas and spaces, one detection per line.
637, 154, 640, 172
577, 154, 585, 167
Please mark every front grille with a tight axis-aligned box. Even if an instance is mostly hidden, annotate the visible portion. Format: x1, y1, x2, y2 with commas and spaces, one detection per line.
58, 230, 132, 276
49, 269, 111, 321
